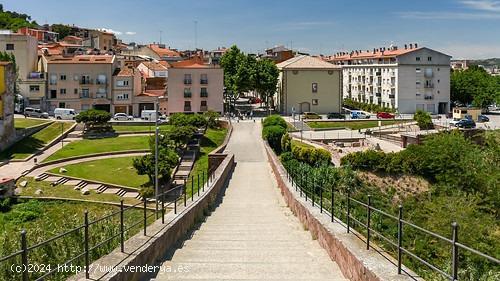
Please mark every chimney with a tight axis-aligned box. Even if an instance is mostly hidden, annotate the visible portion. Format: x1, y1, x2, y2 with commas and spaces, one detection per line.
415, 43, 418, 48
393, 46, 398, 50
404, 44, 407, 49
373, 48, 376, 54
409, 43, 413, 49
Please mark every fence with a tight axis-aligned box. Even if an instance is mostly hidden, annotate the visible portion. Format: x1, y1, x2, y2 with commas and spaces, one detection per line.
285, 165, 499, 280
0, 169, 213, 281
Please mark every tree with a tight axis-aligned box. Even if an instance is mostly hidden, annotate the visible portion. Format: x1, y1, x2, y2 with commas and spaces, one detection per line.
75, 109, 111, 130
51, 24, 72, 39
162, 125, 197, 150
413, 110, 433, 130
203, 110, 220, 128
132, 147, 178, 184
254, 58, 279, 110
0, 5, 38, 31
451, 66, 499, 109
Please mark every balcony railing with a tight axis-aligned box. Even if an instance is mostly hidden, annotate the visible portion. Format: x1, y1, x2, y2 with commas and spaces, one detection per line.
389, 94, 395, 99
200, 92, 208, 98
424, 83, 434, 88
96, 93, 107, 99
200, 105, 208, 112
184, 92, 192, 98
184, 106, 192, 112
375, 93, 381, 97
27, 72, 44, 79
96, 80, 107, 85
424, 95, 434, 100
80, 93, 91, 99
184, 79, 192, 85
200, 79, 208, 85
80, 79, 93, 85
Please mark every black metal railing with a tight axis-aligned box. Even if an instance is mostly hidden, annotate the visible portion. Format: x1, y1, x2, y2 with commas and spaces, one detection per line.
285, 165, 499, 281
0, 178, 215, 281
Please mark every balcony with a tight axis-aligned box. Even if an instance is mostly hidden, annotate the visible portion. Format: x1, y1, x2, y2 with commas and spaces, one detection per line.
80, 93, 91, 99
200, 105, 208, 112
80, 79, 93, 85
184, 92, 192, 98
96, 93, 107, 99
424, 95, 434, 100
27, 72, 44, 79
184, 79, 192, 85
375, 93, 381, 97
200, 79, 208, 85
200, 91, 208, 98
184, 106, 192, 112
96, 79, 107, 85
389, 94, 395, 99
424, 83, 434, 88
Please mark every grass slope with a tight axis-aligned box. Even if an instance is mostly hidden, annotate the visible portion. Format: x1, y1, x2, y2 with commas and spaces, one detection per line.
14, 118, 50, 129
44, 136, 149, 162
308, 120, 406, 130
112, 124, 173, 133
0, 122, 73, 160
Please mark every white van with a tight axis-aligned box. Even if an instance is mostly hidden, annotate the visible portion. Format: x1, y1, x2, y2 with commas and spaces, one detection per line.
54, 108, 76, 120
141, 110, 159, 121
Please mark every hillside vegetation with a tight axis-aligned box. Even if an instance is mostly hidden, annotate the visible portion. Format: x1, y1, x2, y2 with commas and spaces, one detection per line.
0, 4, 37, 31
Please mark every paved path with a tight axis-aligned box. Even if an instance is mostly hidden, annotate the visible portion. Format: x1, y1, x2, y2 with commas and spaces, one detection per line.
153, 120, 346, 280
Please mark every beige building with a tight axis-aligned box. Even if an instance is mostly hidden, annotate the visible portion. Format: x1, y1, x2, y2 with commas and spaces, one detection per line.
276, 55, 342, 115
168, 57, 223, 114
0, 31, 46, 108
44, 55, 117, 113
123, 44, 182, 63
112, 67, 142, 115
329, 44, 451, 114
0, 62, 16, 151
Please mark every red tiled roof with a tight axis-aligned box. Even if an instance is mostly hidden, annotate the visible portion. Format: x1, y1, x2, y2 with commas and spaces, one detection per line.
140, 61, 168, 71
170, 56, 214, 68
149, 44, 181, 58
47, 55, 115, 64
139, 90, 165, 97
116, 68, 134, 77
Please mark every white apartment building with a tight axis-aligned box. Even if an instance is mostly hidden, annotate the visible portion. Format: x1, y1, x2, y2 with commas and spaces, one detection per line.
329, 44, 451, 114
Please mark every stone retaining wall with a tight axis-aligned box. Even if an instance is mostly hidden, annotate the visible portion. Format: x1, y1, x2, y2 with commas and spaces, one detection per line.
264, 142, 420, 281
208, 120, 233, 175
68, 151, 235, 281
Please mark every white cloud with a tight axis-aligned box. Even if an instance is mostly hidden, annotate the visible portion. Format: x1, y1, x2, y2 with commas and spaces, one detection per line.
125, 31, 137, 35
396, 11, 500, 19
98, 28, 122, 35
461, 0, 500, 12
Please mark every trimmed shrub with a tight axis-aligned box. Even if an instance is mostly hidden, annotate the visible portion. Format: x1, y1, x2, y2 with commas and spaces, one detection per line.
414, 110, 434, 129
291, 145, 331, 166
263, 115, 287, 129
169, 113, 208, 128
343, 98, 396, 113
281, 133, 292, 153
262, 125, 286, 153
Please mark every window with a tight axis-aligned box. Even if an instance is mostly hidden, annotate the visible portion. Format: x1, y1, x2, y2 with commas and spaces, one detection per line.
200, 74, 208, 84
6, 43, 14, 50
60, 89, 66, 94
60, 74, 67, 81
201, 100, 207, 107
312, 83, 318, 93
200, 88, 208, 97
58, 102, 66, 108
117, 93, 129, 100
184, 101, 191, 111
50, 74, 57, 85
416, 68, 421, 73
427, 56, 432, 61
50, 90, 57, 99
117, 80, 129, 87
416, 57, 421, 61
184, 74, 192, 84
416, 80, 421, 86
81, 88, 90, 98
29, 85, 40, 92
292, 70, 299, 75
97, 74, 107, 85
437, 79, 440, 83
184, 88, 192, 98
312, 99, 319, 105
74, 88, 78, 94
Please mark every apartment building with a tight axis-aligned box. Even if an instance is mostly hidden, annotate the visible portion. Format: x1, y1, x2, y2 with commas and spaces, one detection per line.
329, 44, 451, 114
0, 62, 16, 150
44, 55, 117, 113
263, 45, 294, 63
17, 27, 58, 43
167, 57, 223, 114
112, 67, 142, 115
276, 55, 342, 115
137, 61, 169, 78
123, 44, 182, 63
0, 31, 46, 109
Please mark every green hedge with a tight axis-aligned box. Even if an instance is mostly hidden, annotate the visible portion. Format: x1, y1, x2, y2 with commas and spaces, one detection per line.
262, 115, 288, 153
291, 144, 331, 166
343, 98, 396, 113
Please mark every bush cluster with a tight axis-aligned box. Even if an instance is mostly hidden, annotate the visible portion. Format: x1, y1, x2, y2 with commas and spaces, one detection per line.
291, 145, 331, 166
262, 115, 287, 153
413, 110, 434, 129
343, 98, 396, 113
169, 113, 208, 128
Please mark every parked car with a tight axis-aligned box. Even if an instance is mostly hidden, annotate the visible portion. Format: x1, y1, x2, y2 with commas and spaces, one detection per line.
376, 112, 395, 119
350, 111, 370, 119
248, 97, 262, 104
327, 112, 345, 119
303, 112, 322, 119
113, 113, 133, 121
455, 119, 476, 129
54, 108, 76, 120
24, 107, 49, 119
141, 110, 160, 121
477, 115, 490, 122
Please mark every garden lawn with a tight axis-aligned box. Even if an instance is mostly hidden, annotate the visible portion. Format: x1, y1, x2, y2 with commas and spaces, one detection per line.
291, 140, 314, 149
44, 136, 149, 162
14, 118, 51, 129
185, 128, 227, 197
307, 120, 406, 130
0, 122, 74, 160
49, 156, 149, 188
112, 124, 173, 133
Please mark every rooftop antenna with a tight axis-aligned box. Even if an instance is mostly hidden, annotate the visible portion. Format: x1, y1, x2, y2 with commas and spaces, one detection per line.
194, 20, 198, 50
159, 30, 162, 45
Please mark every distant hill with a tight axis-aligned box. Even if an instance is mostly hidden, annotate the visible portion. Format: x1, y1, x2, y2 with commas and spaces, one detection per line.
467, 58, 500, 67
0, 4, 38, 31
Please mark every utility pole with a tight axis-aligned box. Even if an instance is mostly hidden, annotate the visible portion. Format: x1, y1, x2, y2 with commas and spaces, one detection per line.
154, 101, 159, 218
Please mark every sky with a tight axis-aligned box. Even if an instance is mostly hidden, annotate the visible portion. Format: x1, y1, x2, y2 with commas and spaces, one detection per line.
3, 0, 500, 59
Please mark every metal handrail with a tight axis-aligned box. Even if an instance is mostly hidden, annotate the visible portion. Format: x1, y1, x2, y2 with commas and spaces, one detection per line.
285, 167, 499, 280
0, 169, 210, 281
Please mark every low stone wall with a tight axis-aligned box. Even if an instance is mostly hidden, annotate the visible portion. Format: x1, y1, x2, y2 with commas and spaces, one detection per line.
208, 120, 233, 175
264, 142, 420, 281
68, 151, 235, 281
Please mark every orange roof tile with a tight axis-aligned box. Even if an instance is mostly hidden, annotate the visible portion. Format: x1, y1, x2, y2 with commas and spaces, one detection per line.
140, 61, 169, 71
170, 56, 215, 69
149, 44, 181, 58
329, 47, 421, 62
47, 55, 115, 64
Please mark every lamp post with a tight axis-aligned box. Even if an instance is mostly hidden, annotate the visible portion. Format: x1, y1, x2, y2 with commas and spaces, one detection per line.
154, 101, 159, 219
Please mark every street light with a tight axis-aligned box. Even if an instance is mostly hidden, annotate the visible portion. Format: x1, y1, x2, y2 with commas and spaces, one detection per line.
154, 101, 159, 219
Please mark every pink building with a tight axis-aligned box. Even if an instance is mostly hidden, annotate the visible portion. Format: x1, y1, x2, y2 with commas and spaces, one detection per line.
167, 57, 223, 114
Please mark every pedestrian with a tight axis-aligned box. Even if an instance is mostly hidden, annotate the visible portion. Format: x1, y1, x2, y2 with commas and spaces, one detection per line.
33, 157, 38, 165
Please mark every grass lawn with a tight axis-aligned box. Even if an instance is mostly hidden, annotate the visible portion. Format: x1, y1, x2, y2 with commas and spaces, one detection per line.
291, 140, 314, 149
112, 124, 173, 133
43, 136, 149, 162
185, 127, 228, 197
14, 118, 51, 129
49, 156, 149, 188
0, 122, 74, 160
307, 120, 407, 130
18, 176, 140, 205
0, 199, 152, 280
